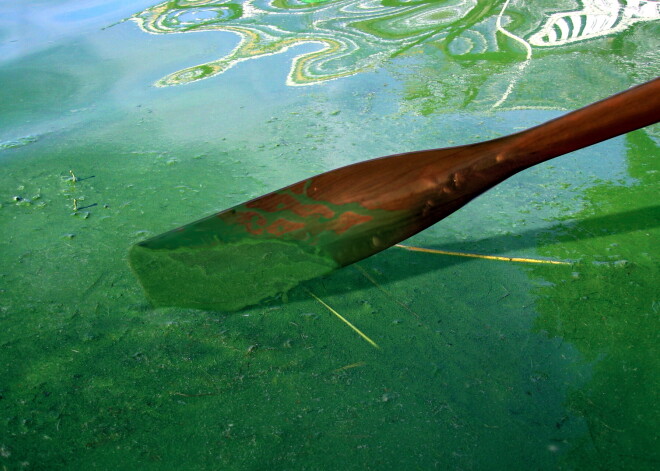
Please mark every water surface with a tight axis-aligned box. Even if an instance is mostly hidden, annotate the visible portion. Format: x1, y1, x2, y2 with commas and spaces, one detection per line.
1, 1, 658, 469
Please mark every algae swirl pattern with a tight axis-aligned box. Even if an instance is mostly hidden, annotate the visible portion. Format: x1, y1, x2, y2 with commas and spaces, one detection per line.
132, 0, 659, 94
132, 0, 491, 86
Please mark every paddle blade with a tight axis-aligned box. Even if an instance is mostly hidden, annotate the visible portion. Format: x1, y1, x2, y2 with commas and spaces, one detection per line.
129, 142, 507, 311
128, 172, 419, 311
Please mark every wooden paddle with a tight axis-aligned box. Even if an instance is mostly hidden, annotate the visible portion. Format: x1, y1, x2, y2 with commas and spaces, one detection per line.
130, 78, 660, 311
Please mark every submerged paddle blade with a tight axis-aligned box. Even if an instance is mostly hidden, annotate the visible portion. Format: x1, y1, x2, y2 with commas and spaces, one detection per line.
129, 232, 339, 312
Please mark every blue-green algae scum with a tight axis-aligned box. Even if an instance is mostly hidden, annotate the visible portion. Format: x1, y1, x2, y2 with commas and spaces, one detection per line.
1, 1, 658, 469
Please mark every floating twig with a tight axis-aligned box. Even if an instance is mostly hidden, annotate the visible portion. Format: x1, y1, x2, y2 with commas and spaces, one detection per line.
395, 244, 571, 265
307, 290, 380, 350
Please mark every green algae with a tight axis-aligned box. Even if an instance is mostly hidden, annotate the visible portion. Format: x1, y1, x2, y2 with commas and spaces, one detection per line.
1, 0, 659, 469
530, 130, 660, 470
130, 237, 338, 311
1, 116, 598, 470
131, 0, 659, 100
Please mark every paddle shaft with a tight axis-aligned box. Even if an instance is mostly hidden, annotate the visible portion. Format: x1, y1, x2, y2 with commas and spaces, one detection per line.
302, 78, 660, 265
501, 77, 660, 169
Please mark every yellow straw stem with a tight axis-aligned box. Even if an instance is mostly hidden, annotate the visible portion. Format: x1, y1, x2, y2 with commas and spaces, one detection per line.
395, 244, 571, 265
308, 291, 381, 350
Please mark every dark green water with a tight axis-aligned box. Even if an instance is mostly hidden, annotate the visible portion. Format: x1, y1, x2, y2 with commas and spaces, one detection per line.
1, 1, 658, 469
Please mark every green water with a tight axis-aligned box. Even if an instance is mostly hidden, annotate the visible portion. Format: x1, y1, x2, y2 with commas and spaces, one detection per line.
1, 1, 658, 469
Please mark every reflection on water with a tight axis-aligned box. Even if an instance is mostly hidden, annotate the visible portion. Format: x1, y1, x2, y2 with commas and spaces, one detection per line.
529, 0, 659, 47
132, 0, 479, 87
397, 1, 658, 112
132, 0, 658, 90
